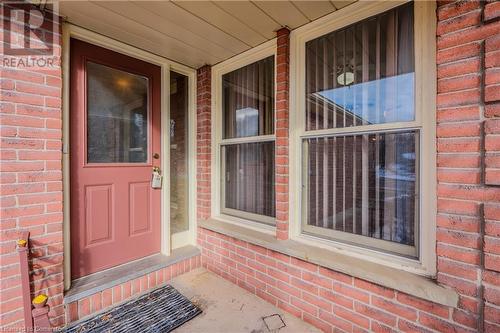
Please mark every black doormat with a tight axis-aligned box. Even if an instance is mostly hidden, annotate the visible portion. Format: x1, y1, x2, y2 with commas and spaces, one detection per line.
62, 285, 201, 333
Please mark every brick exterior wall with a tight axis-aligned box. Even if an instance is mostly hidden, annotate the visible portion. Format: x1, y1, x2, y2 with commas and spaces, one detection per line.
436, 1, 499, 332
1, 4, 65, 329
275, 28, 291, 241
196, 65, 212, 221
196, 1, 500, 332
1, 1, 499, 332
64, 255, 201, 324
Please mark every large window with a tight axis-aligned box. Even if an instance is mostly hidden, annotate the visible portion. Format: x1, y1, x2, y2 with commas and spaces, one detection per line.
219, 55, 276, 225
300, 3, 421, 258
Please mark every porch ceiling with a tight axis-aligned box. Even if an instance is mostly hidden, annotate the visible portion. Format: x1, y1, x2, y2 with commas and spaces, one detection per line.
59, 1, 356, 69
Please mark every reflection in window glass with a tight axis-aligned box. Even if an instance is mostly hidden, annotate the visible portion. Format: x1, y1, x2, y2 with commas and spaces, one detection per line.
305, 3, 414, 130
235, 107, 259, 137
86, 62, 149, 163
223, 56, 274, 139
170, 71, 189, 234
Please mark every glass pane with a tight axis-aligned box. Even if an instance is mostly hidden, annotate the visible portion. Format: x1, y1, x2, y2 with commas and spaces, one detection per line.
170, 71, 189, 234
304, 131, 418, 247
305, 3, 414, 130
223, 142, 275, 218
87, 61, 149, 163
223, 56, 274, 139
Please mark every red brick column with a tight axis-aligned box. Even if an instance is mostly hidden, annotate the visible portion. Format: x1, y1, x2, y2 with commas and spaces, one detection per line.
482, 2, 500, 331
196, 65, 212, 220
0, 3, 64, 328
484, 23, 500, 185
275, 28, 290, 240
436, 1, 500, 331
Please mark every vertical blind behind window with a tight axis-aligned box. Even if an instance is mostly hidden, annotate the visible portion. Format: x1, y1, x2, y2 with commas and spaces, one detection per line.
222, 56, 276, 220
223, 56, 274, 139
304, 3, 418, 254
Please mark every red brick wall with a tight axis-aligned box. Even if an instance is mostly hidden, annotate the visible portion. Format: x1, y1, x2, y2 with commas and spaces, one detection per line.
0, 1, 499, 332
196, 1, 500, 332
275, 28, 290, 240
1, 4, 64, 329
196, 65, 212, 221
436, 0, 499, 332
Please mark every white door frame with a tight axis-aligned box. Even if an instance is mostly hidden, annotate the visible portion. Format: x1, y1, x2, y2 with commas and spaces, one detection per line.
62, 24, 197, 290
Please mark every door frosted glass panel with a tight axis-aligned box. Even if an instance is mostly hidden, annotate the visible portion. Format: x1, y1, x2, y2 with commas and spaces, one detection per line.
170, 71, 189, 234
87, 61, 149, 163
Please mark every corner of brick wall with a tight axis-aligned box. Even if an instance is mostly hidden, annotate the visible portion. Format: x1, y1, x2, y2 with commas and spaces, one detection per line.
484, 27, 500, 185
1, 3, 64, 329
436, 0, 500, 331
275, 27, 290, 241
196, 65, 212, 221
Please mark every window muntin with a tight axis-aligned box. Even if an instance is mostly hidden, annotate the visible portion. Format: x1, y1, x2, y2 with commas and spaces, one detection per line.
301, 3, 419, 258
219, 56, 276, 224
223, 56, 274, 139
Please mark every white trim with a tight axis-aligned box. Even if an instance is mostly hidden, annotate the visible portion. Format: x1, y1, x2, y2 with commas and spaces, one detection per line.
300, 124, 421, 138
289, 1, 437, 276
62, 26, 71, 291
211, 39, 277, 231
414, 0, 437, 277
62, 23, 197, 291
220, 134, 276, 145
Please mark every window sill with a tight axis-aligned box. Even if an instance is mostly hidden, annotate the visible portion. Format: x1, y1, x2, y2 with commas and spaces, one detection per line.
199, 218, 458, 307
214, 213, 276, 235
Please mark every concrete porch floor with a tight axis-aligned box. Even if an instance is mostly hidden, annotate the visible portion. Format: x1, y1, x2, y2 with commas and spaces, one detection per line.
171, 268, 320, 333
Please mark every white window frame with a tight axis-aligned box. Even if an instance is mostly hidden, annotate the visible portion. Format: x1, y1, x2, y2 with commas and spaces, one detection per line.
211, 39, 277, 233
289, 0, 437, 276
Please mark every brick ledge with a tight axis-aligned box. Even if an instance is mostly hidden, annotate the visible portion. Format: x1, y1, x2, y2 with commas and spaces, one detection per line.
199, 219, 459, 307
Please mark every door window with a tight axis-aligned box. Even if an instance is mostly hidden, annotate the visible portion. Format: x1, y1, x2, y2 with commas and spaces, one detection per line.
86, 61, 149, 163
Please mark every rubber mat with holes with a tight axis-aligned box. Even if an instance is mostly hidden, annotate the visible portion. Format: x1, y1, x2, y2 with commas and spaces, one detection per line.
61, 285, 202, 333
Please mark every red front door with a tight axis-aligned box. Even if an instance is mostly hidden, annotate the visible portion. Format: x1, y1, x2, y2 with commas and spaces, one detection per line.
70, 39, 161, 279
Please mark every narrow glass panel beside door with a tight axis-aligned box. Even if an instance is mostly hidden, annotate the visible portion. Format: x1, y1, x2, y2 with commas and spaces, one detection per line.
170, 72, 189, 234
